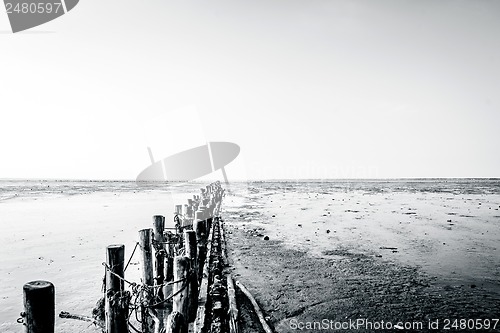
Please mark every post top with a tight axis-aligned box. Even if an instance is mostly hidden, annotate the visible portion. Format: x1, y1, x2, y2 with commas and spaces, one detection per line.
106, 244, 125, 250
23, 280, 54, 291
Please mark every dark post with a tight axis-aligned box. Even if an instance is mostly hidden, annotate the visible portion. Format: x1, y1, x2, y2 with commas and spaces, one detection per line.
105, 244, 129, 333
23, 280, 55, 333
165, 311, 187, 333
172, 256, 190, 322
184, 230, 198, 321
153, 215, 166, 301
106, 244, 124, 292
139, 229, 154, 333
194, 211, 207, 242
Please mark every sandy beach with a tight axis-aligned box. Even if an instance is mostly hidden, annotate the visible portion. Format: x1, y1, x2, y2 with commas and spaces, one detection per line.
1, 179, 499, 333
0, 181, 200, 333
223, 180, 500, 332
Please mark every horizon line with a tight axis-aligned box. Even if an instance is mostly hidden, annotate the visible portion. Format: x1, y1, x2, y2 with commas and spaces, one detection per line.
1, 177, 499, 182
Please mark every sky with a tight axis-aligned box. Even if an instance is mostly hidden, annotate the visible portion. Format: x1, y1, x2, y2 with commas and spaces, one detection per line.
1, 0, 499, 180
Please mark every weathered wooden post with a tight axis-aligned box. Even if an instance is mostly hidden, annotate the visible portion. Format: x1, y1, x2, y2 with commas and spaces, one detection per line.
153, 215, 166, 301
165, 231, 174, 276
139, 229, 155, 333
203, 206, 214, 232
192, 195, 199, 211
175, 205, 183, 219
184, 230, 198, 322
23, 280, 55, 333
194, 211, 207, 283
197, 208, 207, 231
175, 205, 188, 228
187, 199, 193, 217
139, 229, 154, 286
206, 212, 213, 234
106, 245, 125, 291
164, 231, 174, 299
105, 244, 130, 333
172, 256, 190, 321
181, 204, 192, 228
194, 211, 207, 242
165, 311, 187, 333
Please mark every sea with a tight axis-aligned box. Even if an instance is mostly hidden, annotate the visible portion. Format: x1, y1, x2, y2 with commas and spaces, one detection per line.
1, 178, 500, 202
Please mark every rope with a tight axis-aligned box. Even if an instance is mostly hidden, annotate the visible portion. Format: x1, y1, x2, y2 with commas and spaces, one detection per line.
102, 262, 194, 333
152, 240, 178, 245
102, 263, 138, 287
124, 242, 139, 272
59, 311, 102, 328
94, 181, 223, 332
143, 281, 188, 308
102, 263, 187, 290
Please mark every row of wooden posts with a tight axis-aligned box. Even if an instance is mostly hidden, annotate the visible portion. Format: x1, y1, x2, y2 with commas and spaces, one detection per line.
21, 181, 226, 333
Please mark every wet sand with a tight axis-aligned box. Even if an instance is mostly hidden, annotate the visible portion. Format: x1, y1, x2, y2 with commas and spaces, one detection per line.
0, 186, 194, 332
1, 180, 499, 332
223, 181, 500, 333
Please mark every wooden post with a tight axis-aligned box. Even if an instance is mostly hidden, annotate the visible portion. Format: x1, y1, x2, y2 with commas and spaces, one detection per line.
139, 229, 154, 286
105, 244, 129, 333
23, 280, 55, 333
197, 208, 206, 230
184, 230, 198, 263
203, 207, 213, 232
106, 244, 124, 292
206, 216, 213, 233
152, 215, 166, 333
164, 232, 174, 300
194, 211, 207, 284
175, 205, 183, 215
187, 199, 193, 218
164, 232, 174, 280
172, 256, 190, 321
153, 215, 166, 301
194, 211, 207, 242
185, 204, 195, 228
174, 205, 184, 228
139, 229, 154, 333
165, 311, 187, 333
184, 230, 198, 322
192, 195, 199, 211
185, 202, 194, 228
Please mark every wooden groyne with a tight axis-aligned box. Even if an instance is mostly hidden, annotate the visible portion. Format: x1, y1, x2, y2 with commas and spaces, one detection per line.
18, 181, 249, 333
